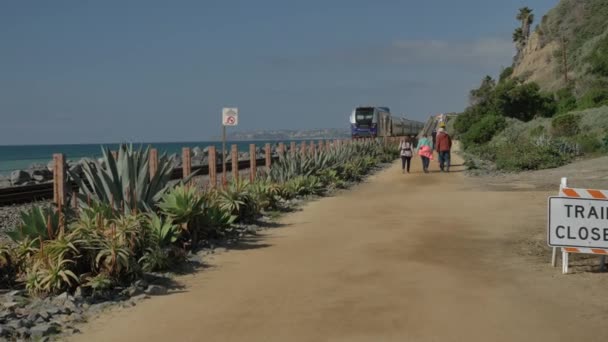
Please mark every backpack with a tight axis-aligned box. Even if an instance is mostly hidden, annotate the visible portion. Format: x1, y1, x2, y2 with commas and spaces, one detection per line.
401, 142, 412, 157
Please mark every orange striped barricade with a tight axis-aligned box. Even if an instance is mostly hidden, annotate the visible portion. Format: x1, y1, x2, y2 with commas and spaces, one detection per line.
549, 177, 608, 274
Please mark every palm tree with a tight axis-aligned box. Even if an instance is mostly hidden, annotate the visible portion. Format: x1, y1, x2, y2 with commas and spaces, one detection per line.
512, 28, 524, 44
516, 7, 534, 42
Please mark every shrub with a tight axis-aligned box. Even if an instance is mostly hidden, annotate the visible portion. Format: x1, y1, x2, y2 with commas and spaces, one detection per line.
494, 141, 569, 171
555, 88, 577, 114
499, 67, 514, 83
575, 134, 602, 153
461, 114, 507, 146
551, 113, 581, 136
492, 80, 556, 121
578, 86, 608, 110
69, 144, 194, 213
7, 205, 64, 243
529, 125, 546, 137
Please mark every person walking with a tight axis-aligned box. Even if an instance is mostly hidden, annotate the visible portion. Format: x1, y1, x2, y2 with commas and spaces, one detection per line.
416, 134, 433, 173
399, 137, 414, 174
435, 127, 452, 172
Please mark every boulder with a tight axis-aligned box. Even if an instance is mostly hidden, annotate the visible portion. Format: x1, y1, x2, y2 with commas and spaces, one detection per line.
10, 170, 31, 185
30, 169, 52, 182
192, 146, 203, 156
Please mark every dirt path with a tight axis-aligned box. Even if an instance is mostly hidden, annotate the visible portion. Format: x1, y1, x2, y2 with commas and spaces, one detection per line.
72, 154, 608, 342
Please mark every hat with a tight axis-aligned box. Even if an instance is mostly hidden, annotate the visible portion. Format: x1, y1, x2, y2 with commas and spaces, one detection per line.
439, 122, 446, 128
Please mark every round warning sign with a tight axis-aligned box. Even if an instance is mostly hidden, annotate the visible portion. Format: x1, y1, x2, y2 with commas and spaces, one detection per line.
222, 108, 238, 126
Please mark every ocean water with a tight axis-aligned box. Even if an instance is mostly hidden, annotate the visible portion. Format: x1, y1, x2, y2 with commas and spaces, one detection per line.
0, 140, 316, 175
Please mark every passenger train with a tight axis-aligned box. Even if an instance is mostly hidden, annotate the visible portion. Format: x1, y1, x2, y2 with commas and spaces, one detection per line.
349, 106, 425, 139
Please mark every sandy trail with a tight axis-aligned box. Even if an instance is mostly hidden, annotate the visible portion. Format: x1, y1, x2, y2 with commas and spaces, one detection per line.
73, 153, 608, 342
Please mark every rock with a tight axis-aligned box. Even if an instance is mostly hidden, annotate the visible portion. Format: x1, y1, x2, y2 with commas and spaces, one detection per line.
144, 285, 167, 296
73, 286, 84, 300
29, 323, 60, 338
0, 309, 15, 321
131, 294, 150, 302
67, 312, 86, 323
10, 170, 31, 185
133, 279, 148, 290
0, 325, 16, 338
193, 146, 203, 156
2, 301, 20, 310
127, 286, 143, 297
30, 169, 52, 182
16, 327, 30, 339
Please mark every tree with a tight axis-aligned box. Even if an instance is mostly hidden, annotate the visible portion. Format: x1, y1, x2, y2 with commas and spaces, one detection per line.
516, 7, 534, 43
469, 76, 496, 106
512, 28, 524, 44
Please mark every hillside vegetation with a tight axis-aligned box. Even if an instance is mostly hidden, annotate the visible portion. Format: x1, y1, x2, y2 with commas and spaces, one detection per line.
455, 0, 608, 172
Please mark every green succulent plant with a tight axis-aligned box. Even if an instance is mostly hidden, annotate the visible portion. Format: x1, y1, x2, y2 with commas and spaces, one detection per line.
69, 144, 197, 213
7, 205, 61, 244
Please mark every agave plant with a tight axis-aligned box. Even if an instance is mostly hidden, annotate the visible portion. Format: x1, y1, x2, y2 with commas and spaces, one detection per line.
158, 185, 206, 226
44, 233, 79, 261
0, 244, 16, 287
69, 144, 196, 213
82, 273, 114, 296
7, 205, 61, 243
26, 257, 79, 295
95, 236, 132, 276
145, 213, 179, 248
217, 180, 259, 221
250, 179, 282, 210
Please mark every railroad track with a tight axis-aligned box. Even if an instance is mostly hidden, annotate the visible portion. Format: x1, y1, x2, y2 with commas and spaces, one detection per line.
0, 158, 271, 206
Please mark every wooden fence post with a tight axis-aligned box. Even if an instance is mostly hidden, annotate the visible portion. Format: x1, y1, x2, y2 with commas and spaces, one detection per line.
231, 144, 239, 181
182, 147, 192, 180
249, 144, 256, 182
300, 141, 307, 155
318, 140, 324, 152
53, 153, 66, 207
278, 142, 285, 156
310, 141, 316, 155
149, 148, 158, 179
265, 143, 271, 169
208, 146, 217, 188
290, 142, 297, 156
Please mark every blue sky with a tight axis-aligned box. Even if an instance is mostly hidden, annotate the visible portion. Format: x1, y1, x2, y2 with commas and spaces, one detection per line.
0, 0, 558, 145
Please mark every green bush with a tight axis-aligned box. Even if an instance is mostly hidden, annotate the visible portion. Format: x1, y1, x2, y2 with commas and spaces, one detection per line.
551, 113, 581, 136
492, 80, 556, 121
578, 86, 608, 110
461, 114, 507, 146
529, 125, 546, 137
494, 142, 569, 171
499, 67, 514, 83
575, 134, 602, 153
555, 88, 578, 114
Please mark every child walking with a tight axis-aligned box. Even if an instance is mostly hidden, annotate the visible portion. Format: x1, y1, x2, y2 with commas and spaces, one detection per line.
399, 137, 413, 173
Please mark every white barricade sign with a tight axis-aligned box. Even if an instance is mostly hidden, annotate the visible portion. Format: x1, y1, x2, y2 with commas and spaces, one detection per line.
548, 197, 608, 249
548, 177, 608, 274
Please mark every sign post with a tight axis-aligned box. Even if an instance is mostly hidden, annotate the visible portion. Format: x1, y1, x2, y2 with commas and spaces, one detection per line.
548, 181, 608, 274
222, 107, 238, 183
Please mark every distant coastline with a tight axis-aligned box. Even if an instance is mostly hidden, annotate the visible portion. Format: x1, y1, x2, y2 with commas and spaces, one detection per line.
213, 128, 350, 141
